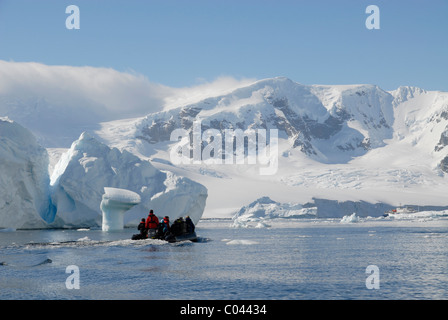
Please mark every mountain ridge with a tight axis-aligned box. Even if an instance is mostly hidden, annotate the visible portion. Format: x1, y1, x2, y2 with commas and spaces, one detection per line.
117, 77, 447, 167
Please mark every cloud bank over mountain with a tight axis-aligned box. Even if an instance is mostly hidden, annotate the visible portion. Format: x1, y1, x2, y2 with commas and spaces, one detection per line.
0, 60, 254, 146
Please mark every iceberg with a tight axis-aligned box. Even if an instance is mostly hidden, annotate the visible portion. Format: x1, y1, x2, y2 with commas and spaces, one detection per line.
340, 213, 360, 223
100, 187, 141, 231
232, 197, 317, 227
50, 132, 207, 229
0, 118, 55, 229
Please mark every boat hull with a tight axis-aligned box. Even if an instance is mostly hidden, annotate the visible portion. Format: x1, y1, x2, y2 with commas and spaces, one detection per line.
131, 230, 198, 243
165, 231, 198, 243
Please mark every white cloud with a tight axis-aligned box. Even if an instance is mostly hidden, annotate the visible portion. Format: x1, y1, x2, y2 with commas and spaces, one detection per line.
0, 60, 256, 118
163, 76, 258, 110
0, 60, 257, 146
0, 60, 171, 120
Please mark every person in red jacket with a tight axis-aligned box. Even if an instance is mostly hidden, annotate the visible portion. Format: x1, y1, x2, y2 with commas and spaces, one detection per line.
145, 210, 159, 236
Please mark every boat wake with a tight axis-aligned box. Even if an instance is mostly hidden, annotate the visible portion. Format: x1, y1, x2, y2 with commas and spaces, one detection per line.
21, 237, 168, 249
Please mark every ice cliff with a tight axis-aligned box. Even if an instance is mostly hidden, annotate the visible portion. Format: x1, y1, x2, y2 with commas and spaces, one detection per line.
0, 118, 55, 229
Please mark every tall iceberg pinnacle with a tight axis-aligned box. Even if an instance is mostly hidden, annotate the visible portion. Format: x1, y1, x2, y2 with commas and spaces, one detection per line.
100, 187, 141, 231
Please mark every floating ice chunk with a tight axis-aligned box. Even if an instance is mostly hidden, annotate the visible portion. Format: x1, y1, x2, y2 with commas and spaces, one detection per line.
100, 187, 141, 231
231, 219, 250, 228
340, 212, 359, 223
255, 221, 271, 228
231, 197, 317, 228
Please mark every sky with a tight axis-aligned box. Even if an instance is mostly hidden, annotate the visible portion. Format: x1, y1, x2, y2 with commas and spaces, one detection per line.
0, 0, 447, 91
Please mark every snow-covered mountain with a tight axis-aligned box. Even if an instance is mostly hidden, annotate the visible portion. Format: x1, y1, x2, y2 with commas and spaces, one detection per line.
94, 77, 448, 218
133, 77, 395, 163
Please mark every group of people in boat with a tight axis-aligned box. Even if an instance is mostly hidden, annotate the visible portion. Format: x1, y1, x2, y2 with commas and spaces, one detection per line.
133, 209, 195, 241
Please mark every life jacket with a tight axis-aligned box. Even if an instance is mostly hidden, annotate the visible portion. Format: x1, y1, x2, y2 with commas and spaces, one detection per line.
146, 213, 159, 229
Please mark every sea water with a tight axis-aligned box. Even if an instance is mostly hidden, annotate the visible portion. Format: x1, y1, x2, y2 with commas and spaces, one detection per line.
0, 218, 447, 300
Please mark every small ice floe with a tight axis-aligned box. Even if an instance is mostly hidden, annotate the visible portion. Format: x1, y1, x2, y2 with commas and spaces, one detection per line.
340, 213, 360, 223
255, 221, 271, 228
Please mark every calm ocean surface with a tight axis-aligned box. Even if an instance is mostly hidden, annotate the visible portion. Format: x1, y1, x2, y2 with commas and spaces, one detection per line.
1, 218, 447, 300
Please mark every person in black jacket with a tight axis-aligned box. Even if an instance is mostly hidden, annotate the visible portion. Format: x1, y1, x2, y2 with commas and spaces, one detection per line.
185, 216, 195, 233
137, 218, 147, 238
171, 217, 183, 236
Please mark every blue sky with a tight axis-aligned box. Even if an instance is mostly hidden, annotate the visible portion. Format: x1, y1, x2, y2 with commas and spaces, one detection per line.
0, 0, 447, 91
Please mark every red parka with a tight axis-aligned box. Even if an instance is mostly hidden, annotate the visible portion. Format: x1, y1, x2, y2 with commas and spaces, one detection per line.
145, 212, 159, 229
